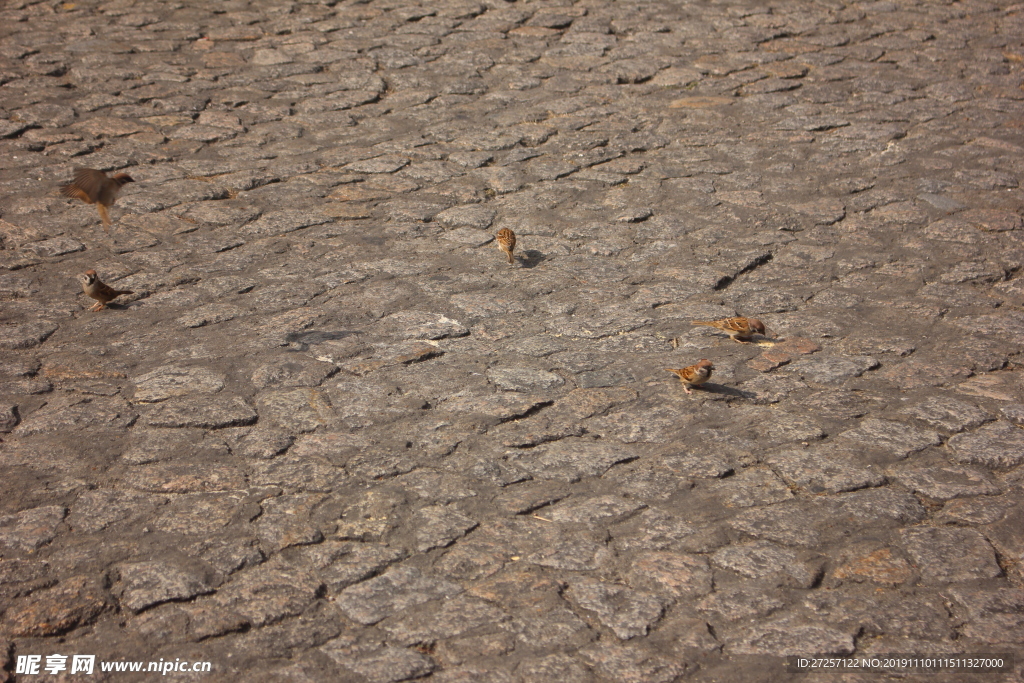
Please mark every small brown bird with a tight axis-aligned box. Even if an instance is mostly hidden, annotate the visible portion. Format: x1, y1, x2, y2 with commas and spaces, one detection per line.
691, 317, 767, 343
78, 269, 133, 311
496, 228, 516, 265
667, 359, 714, 395
61, 167, 135, 230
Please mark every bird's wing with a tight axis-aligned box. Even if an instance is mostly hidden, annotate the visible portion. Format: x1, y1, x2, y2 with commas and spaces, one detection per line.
65, 168, 109, 202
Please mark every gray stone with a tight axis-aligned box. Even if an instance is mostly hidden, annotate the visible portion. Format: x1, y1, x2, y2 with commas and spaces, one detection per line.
67, 490, 159, 533
696, 585, 786, 622
579, 641, 688, 683
14, 397, 136, 436
298, 541, 408, 594
143, 395, 257, 429
380, 594, 508, 645
903, 396, 993, 432
251, 357, 337, 389
629, 552, 713, 599
153, 492, 247, 536
565, 578, 666, 640
836, 418, 943, 458
131, 365, 225, 402
545, 495, 644, 525
323, 643, 435, 683
886, 465, 1001, 500
336, 566, 462, 625
240, 211, 332, 237
205, 558, 322, 627
256, 388, 335, 433
0, 322, 57, 350
786, 355, 879, 383
711, 541, 822, 588
344, 155, 409, 174
410, 505, 478, 552
728, 617, 855, 656
0, 505, 66, 552
376, 311, 468, 340
0, 403, 19, 432
512, 438, 638, 482
114, 559, 219, 612
948, 421, 1024, 469
766, 447, 884, 493
176, 303, 245, 328
3, 575, 107, 637
947, 587, 1024, 642
899, 527, 1002, 583
708, 467, 793, 507
435, 205, 496, 230
486, 367, 564, 392
25, 238, 86, 257
256, 493, 325, 553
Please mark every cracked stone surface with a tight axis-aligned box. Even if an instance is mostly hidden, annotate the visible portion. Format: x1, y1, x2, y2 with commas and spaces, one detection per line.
2, 0, 1024, 680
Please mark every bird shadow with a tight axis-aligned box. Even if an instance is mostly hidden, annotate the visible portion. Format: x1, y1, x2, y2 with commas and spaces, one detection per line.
696, 383, 756, 400
518, 250, 546, 268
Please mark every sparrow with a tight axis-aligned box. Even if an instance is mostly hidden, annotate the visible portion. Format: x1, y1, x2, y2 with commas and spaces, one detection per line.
77, 269, 133, 311
666, 359, 714, 395
496, 228, 516, 265
60, 167, 135, 230
691, 317, 767, 343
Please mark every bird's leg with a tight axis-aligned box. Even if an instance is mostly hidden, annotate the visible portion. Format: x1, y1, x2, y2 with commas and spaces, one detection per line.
90, 302, 105, 312
97, 204, 111, 231
683, 385, 693, 395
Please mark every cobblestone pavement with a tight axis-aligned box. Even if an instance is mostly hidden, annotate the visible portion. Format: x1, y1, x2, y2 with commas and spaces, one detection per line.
1, 0, 1023, 681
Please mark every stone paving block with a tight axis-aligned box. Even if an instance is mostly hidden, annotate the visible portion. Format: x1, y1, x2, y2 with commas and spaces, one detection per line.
510, 438, 638, 482
766, 447, 884, 493
785, 355, 879, 384
565, 577, 667, 643
712, 541, 823, 588
899, 527, 1002, 583
836, 418, 942, 458
123, 460, 247, 494
336, 565, 462, 626
578, 641, 688, 683
947, 587, 1024, 643
902, 396, 994, 432
131, 365, 225, 402
727, 616, 855, 656
948, 421, 1024, 469
696, 585, 787, 622
486, 366, 564, 392
0, 322, 58, 350
67, 489, 161, 533
114, 559, 220, 613
410, 504, 478, 552
380, 594, 508, 645
708, 467, 794, 507
0, 505, 66, 552
886, 464, 1001, 500
3, 575, 107, 637
205, 558, 322, 628
6, 0, 1024, 676
629, 552, 713, 599
152, 492, 248, 536
324, 643, 436, 683
143, 395, 257, 429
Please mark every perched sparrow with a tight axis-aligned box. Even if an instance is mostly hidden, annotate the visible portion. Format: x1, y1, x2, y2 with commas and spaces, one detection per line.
77, 269, 133, 311
496, 228, 516, 265
666, 359, 714, 395
691, 317, 767, 343
61, 167, 134, 230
